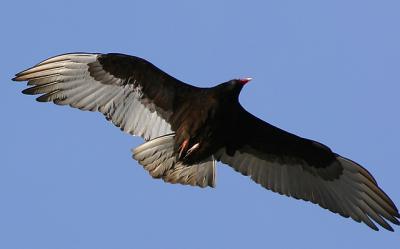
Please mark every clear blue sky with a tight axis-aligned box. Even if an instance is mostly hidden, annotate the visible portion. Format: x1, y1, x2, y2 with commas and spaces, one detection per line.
1, 0, 399, 248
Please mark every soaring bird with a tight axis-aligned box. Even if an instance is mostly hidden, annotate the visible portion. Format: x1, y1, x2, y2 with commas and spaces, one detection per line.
13, 53, 399, 231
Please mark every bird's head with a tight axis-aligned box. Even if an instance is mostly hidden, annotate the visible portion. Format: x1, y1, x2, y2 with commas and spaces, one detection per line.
213, 77, 252, 103
219, 77, 252, 97
236, 77, 253, 85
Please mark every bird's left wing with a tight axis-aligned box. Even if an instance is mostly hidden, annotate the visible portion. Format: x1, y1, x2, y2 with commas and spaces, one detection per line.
13, 53, 216, 188
215, 108, 399, 231
13, 53, 197, 141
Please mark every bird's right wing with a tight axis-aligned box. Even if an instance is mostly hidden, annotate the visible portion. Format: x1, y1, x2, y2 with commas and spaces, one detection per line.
215, 108, 399, 231
13, 53, 198, 141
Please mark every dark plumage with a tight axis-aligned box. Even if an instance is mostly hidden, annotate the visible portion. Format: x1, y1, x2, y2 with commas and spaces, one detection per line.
13, 52, 399, 231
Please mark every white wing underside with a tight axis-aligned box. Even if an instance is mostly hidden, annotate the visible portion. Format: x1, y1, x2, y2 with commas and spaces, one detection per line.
16, 53, 217, 188
17, 53, 172, 141
216, 148, 399, 231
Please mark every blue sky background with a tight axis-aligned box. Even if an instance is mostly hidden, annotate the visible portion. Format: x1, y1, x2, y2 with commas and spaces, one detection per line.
1, 0, 399, 248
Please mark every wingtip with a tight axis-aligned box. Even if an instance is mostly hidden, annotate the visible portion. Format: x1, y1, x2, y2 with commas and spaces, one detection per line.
35, 95, 50, 102
393, 208, 400, 218
371, 225, 380, 231
12, 72, 27, 81
13, 69, 27, 80
21, 88, 31, 95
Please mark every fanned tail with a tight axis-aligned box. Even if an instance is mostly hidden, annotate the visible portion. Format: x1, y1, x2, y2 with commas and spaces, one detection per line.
132, 134, 216, 188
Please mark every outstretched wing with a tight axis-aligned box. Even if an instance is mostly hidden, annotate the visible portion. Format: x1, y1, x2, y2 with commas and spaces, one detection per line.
13, 53, 198, 140
216, 108, 399, 231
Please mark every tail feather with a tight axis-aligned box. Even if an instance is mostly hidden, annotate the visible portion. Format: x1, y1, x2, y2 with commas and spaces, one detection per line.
132, 134, 216, 188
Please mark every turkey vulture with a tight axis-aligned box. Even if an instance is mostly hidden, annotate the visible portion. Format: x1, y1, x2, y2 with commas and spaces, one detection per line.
13, 53, 399, 231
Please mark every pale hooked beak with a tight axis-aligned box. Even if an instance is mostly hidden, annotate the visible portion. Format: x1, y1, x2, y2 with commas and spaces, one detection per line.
238, 77, 253, 85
